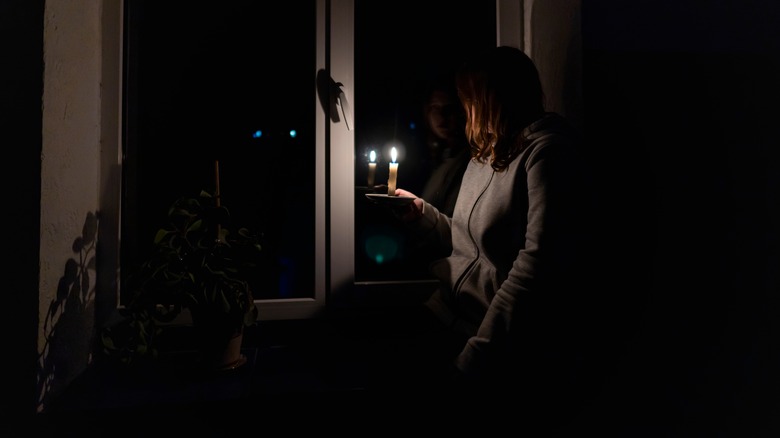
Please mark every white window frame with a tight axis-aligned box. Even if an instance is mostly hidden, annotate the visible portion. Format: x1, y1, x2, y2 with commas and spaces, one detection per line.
254, 0, 334, 320
107, 0, 576, 321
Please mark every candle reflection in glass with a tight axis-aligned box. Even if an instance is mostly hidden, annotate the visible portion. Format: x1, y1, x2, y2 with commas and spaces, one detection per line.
387, 146, 398, 196
367, 150, 377, 187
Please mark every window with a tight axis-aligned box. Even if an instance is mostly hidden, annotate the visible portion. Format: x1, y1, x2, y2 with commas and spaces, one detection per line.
118, 1, 573, 319
121, 1, 324, 319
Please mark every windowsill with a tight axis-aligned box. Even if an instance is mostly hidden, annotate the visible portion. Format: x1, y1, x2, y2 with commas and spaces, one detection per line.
39, 305, 430, 422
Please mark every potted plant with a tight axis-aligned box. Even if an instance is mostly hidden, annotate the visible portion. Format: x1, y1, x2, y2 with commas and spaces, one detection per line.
101, 166, 262, 371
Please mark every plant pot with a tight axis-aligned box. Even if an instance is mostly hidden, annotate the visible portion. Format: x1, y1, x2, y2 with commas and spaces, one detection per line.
194, 323, 247, 371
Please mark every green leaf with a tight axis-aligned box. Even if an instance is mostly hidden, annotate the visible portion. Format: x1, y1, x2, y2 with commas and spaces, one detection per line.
153, 229, 173, 244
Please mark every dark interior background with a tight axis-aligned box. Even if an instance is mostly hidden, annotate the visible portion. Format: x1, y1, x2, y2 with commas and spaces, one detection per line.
580, 0, 780, 423
4, 0, 45, 424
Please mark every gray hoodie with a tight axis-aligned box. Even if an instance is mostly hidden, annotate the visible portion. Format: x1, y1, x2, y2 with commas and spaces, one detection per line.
410, 112, 592, 381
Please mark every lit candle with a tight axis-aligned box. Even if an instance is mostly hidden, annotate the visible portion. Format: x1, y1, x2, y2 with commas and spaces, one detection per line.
387, 147, 398, 196
367, 150, 377, 187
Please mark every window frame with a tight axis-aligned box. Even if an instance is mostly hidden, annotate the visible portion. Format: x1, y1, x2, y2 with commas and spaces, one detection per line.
111, 0, 553, 320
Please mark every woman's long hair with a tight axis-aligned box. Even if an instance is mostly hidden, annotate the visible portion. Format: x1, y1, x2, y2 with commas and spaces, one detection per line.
455, 46, 545, 172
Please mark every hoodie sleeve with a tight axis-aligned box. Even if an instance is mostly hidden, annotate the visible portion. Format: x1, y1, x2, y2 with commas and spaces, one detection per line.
406, 198, 454, 256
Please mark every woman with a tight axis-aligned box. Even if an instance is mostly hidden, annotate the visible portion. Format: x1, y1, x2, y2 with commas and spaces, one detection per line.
392, 46, 597, 407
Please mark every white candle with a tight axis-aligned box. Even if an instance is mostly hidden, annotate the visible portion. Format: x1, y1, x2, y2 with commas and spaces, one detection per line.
367, 150, 377, 187
387, 147, 398, 196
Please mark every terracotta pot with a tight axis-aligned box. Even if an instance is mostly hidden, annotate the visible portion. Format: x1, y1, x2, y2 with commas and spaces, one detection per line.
195, 324, 247, 371
214, 330, 246, 370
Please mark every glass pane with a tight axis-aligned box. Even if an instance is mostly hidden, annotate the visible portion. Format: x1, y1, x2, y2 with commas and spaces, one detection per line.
354, 1, 496, 282
121, 1, 316, 302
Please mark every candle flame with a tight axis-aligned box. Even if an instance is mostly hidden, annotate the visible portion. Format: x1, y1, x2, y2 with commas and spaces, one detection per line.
369, 150, 376, 163
391, 146, 397, 163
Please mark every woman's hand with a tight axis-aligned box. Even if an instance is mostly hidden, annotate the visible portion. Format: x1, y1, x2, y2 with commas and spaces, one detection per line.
394, 188, 424, 223
395, 188, 416, 198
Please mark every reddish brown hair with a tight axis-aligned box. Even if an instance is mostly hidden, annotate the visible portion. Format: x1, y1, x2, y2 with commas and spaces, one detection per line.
455, 46, 545, 172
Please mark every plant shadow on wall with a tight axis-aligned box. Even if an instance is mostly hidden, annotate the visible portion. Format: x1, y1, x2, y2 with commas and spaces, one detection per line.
36, 211, 99, 413
100, 185, 264, 372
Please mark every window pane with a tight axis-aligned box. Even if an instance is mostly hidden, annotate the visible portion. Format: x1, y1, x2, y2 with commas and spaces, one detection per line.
121, 1, 317, 302
354, 1, 496, 282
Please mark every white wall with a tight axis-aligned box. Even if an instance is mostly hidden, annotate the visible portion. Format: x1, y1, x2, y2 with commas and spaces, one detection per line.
498, 0, 582, 131
526, 0, 582, 130
37, 0, 121, 413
